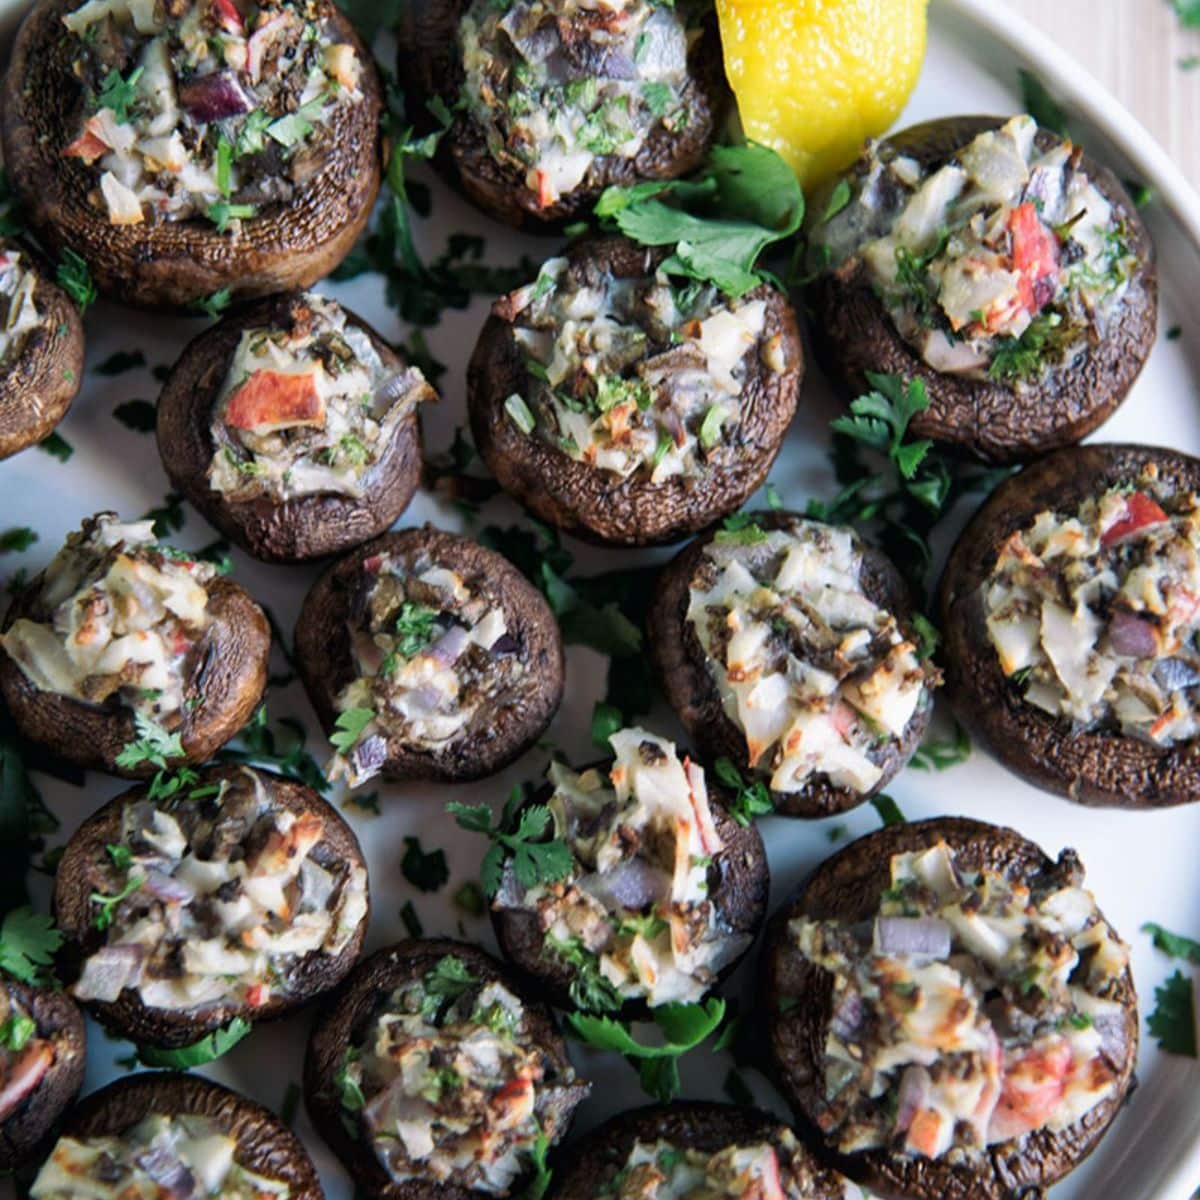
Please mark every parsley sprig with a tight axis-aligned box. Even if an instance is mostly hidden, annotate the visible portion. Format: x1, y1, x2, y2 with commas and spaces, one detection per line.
138, 1017, 251, 1068
567, 998, 727, 1101
1143, 920, 1200, 1057
0, 907, 62, 984
711, 758, 773, 825
450, 789, 574, 898
401, 836, 449, 893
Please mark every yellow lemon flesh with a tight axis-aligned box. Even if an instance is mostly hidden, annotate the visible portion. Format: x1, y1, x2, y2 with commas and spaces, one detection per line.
716, 0, 929, 189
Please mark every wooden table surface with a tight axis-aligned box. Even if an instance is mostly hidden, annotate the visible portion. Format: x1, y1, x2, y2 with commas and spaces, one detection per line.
1006, 0, 1200, 189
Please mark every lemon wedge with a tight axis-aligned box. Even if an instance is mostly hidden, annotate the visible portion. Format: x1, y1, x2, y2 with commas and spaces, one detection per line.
716, 0, 929, 189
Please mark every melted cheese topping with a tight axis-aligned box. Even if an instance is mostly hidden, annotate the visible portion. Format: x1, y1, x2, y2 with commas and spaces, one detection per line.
61, 0, 362, 228
208, 294, 432, 502
345, 965, 581, 1194
500, 727, 749, 1007
814, 115, 1138, 382
601, 1135, 833, 1200
983, 469, 1200, 743
788, 840, 1129, 1160
0, 251, 41, 364
0, 514, 214, 723
459, 0, 693, 205
329, 555, 521, 787
686, 520, 927, 796
499, 256, 771, 480
72, 767, 367, 1012
31, 1114, 289, 1200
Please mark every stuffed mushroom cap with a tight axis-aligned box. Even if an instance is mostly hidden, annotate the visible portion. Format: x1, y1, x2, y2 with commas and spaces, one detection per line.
397, 1, 725, 228
295, 526, 564, 786
157, 291, 433, 563
3, 0, 383, 310
0, 978, 86, 1171
28, 1071, 322, 1200
491, 725, 769, 1015
53, 764, 369, 1049
547, 1103, 848, 1200
0, 513, 269, 776
940, 442, 1200, 806
0, 239, 84, 461
469, 237, 803, 546
806, 114, 1156, 463
763, 817, 1138, 1200
647, 511, 938, 817
305, 938, 589, 1200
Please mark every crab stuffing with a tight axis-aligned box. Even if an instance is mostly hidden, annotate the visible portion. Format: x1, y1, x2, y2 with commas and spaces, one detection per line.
72, 767, 367, 1012
341, 960, 585, 1193
497, 255, 769, 480
0, 253, 41, 364
208, 294, 433, 503
813, 114, 1139, 382
788, 840, 1130, 1160
983, 468, 1200, 744
30, 1113, 291, 1199
0, 514, 215, 723
59, 0, 363, 228
685, 520, 931, 797
599, 1133, 832, 1200
496, 727, 749, 1007
458, 0, 694, 206
328, 556, 522, 787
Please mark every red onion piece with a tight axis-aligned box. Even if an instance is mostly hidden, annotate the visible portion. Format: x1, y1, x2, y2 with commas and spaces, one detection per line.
74, 944, 145, 1002
1155, 657, 1200, 691
830, 989, 864, 1042
142, 869, 195, 905
135, 1148, 197, 1200
1107, 610, 1158, 658
0, 1041, 52, 1123
493, 859, 527, 910
490, 633, 520, 656
579, 858, 667, 912
373, 367, 422, 410
178, 71, 254, 123
873, 916, 952, 959
427, 624, 469, 666
352, 735, 387, 777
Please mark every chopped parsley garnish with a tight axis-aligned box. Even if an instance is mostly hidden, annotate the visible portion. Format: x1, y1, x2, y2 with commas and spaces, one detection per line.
94, 349, 146, 375
543, 935, 624, 1013
423, 955, 478, 1006
0, 1012, 35, 1051
0, 908, 62, 984
267, 98, 326, 148
870, 794, 906, 827
910, 722, 971, 771
56, 248, 96, 314
114, 712, 186, 775
143, 491, 185, 537
0, 527, 36, 554
194, 288, 234, 319
988, 310, 1073, 381
206, 201, 257, 234
450, 790, 573, 897
95, 66, 144, 124
335, 1047, 366, 1117
113, 398, 157, 432
400, 899, 423, 938
38, 432, 74, 462
90, 872, 145, 930
454, 881, 486, 917
1018, 68, 1070, 137
1147, 970, 1196, 1056
590, 700, 623, 749
393, 602, 439, 659
712, 757, 773, 825
1143, 922, 1200, 964
401, 836, 449, 893
138, 1017, 251, 1068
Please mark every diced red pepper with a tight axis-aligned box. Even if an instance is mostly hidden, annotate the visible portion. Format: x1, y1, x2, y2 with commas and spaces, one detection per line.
535, 169, 554, 210
225, 369, 324, 433
1009, 202, 1059, 315
362, 554, 384, 574
63, 128, 111, 163
212, 0, 245, 33
1101, 491, 1168, 545
245, 983, 269, 1008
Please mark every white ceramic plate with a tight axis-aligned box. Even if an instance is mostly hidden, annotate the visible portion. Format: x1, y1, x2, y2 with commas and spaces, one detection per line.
3, 2, 1200, 1198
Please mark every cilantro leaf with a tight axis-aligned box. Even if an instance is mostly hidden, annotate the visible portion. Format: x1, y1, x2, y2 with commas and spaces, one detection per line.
1143, 923, 1200, 964
0, 908, 62, 984
567, 998, 727, 1101
424, 955, 478, 1002
1147, 970, 1196, 1056
94, 349, 146, 375
401, 836, 449, 893
544, 935, 623, 1013
712, 757, 773, 825
0, 527, 36, 554
138, 1017, 251, 1068
450, 792, 573, 898
114, 712, 186, 773
90, 872, 145, 930
113, 399, 157, 432
393, 602, 439, 659
330, 707, 375, 754
95, 66, 144, 124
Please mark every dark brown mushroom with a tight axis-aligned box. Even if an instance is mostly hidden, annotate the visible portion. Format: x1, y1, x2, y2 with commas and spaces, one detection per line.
807, 116, 1157, 464
52, 764, 369, 1049
0, 239, 84, 461
305, 938, 588, 1200
396, 2, 726, 229
940, 442, 1200, 806
547, 1102, 848, 1200
295, 525, 564, 784
647, 511, 936, 817
0, 978, 86, 1171
156, 292, 428, 564
37, 1071, 322, 1199
469, 238, 803, 547
2, 0, 383, 310
491, 760, 769, 1017
0, 526, 270, 778
762, 817, 1139, 1200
